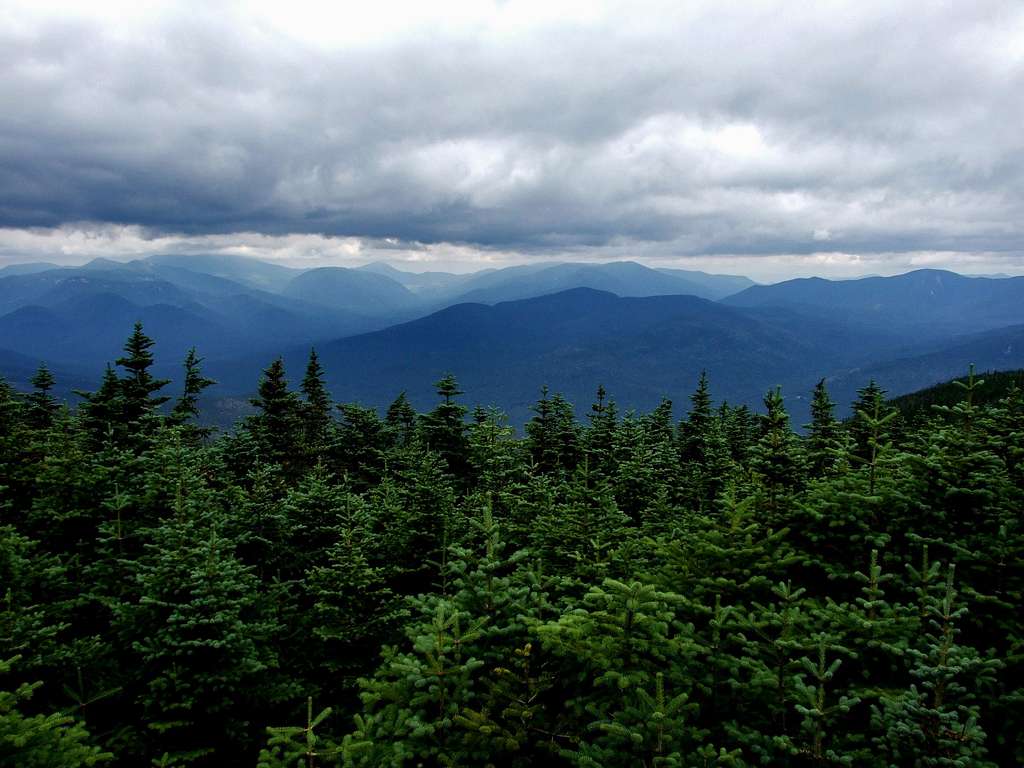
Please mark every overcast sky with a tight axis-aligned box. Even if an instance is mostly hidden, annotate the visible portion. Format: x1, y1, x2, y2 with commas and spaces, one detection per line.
1, 1, 1022, 280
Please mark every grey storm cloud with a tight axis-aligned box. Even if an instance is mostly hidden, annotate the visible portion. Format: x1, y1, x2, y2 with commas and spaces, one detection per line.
1, 1, 1023, 262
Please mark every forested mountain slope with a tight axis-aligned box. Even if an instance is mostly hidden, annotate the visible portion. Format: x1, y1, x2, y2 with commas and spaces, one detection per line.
0, 261, 379, 369
2, 328, 1022, 767
283, 267, 422, 317
5, 255, 1024, 427
444, 260, 749, 304
724, 269, 1024, 337
889, 367, 1024, 419
824, 322, 1024, 412
211, 288, 906, 425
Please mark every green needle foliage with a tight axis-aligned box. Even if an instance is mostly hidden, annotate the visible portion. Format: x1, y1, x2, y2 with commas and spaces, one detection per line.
0, 337, 1021, 766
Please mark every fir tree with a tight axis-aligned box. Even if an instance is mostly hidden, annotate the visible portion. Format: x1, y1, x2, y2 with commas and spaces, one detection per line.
384, 392, 417, 447
249, 358, 304, 472
873, 565, 999, 767
25, 363, 59, 430
586, 384, 619, 478
680, 369, 714, 464
0, 655, 111, 767
526, 388, 581, 476
169, 348, 215, 441
419, 373, 470, 480
76, 365, 125, 446
300, 348, 332, 454
334, 403, 388, 491
119, 501, 283, 764
849, 380, 899, 497
115, 322, 170, 429
750, 387, 804, 523
257, 698, 340, 768
306, 492, 406, 696
805, 378, 843, 478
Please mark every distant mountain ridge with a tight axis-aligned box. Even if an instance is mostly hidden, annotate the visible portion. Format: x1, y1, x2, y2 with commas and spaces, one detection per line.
208, 287, 929, 426
283, 267, 419, 317
4, 254, 1024, 427
439, 261, 754, 304
724, 269, 1024, 337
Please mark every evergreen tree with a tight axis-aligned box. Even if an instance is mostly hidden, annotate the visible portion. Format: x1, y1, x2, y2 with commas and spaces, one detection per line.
781, 634, 863, 765
586, 385, 619, 478
115, 322, 170, 429
849, 380, 896, 468
873, 565, 999, 767
0, 656, 110, 767
257, 698, 340, 768
76, 365, 125, 446
750, 387, 804, 523
3, 346, 1024, 766
849, 381, 899, 499
419, 373, 470, 480
334, 403, 387, 490
118, 499, 284, 764
805, 378, 843, 478
680, 370, 714, 464
169, 348, 215, 441
300, 348, 332, 454
26, 363, 59, 430
343, 598, 487, 766
384, 392, 417, 447
249, 358, 304, 472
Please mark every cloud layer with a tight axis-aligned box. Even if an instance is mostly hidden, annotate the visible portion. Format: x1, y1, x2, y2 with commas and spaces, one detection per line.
1, 1, 1023, 276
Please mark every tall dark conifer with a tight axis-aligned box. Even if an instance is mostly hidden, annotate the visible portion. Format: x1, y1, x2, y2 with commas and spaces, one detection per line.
385, 392, 417, 447
76, 364, 125, 445
751, 387, 804, 520
420, 373, 470, 479
682, 370, 714, 460
25, 364, 58, 430
115, 322, 169, 428
805, 378, 842, 477
249, 358, 303, 471
587, 385, 619, 477
300, 348, 332, 452
170, 348, 215, 440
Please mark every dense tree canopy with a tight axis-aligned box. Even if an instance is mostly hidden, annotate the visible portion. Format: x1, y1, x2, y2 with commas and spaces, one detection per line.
0, 324, 1021, 766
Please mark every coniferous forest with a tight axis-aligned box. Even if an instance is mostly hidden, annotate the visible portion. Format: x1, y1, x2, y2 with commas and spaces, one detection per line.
2, 323, 1023, 767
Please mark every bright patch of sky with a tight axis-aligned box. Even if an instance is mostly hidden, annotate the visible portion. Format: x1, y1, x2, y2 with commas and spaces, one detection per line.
2, 1, 1023, 280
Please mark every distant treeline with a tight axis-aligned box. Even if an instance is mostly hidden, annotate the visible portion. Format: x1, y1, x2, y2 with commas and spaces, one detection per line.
889, 368, 1024, 420
1, 323, 1022, 767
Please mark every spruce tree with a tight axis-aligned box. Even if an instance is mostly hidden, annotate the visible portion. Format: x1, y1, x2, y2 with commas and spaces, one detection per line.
257, 698, 340, 768
300, 348, 332, 455
586, 384, 619, 478
119, 496, 283, 764
0, 656, 110, 767
526, 388, 581, 476
169, 348, 215, 441
334, 403, 387, 491
849, 380, 896, 468
680, 370, 714, 464
750, 387, 804, 524
26, 363, 59, 430
384, 392, 417, 447
343, 599, 487, 766
872, 565, 999, 767
536, 579, 708, 764
805, 378, 843, 478
115, 322, 170, 429
419, 373, 470, 480
249, 358, 304, 472
76, 365, 125, 446
782, 634, 864, 765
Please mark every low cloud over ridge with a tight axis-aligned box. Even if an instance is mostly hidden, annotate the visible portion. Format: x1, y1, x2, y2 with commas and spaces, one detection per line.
2, 1, 1023, 278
